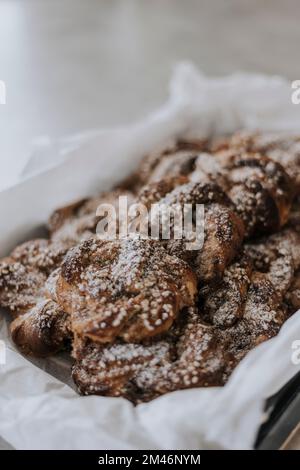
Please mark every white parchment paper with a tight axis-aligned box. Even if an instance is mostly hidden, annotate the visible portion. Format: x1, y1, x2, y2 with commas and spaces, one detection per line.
0, 63, 300, 450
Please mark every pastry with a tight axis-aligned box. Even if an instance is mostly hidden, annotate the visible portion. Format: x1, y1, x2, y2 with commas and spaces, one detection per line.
10, 299, 70, 357
133, 140, 207, 188
54, 237, 197, 343
48, 189, 135, 246
72, 237, 296, 402
1, 131, 300, 403
0, 239, 71, 356
0, 239, 67, 315
191, 151, 294, 237
139, 179, 245, 283
285, 271, 300, 314
71, 308, 231, 402
227, 131, 300, 192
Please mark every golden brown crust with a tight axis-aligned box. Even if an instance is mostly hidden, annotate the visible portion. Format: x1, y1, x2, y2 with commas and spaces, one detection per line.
245, 228, 300, 295
137, 176, 188, 207
167, 205, 245, 283
147, 151, 197, 184
227, 131, 300, 193
200, 255, 252, 328
72, 263, 285, 401
48, 199, 88, 233
10, 299, 71, 357
56, 238, 197, 344
0, 257, 46, 315
139, 180, 245, 283
191, 151, 294, 237
198, 245, 290, 359
72, 228, 299, 401
133, 140, 207, 189
71, 308, 231, 402
0, 239, 71, 357
48, 189, 135, 246
0, 239, 68, 315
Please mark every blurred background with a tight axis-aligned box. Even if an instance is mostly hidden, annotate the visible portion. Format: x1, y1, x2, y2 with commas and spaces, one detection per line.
0, 0, 300, 451
0, 0, 300, 189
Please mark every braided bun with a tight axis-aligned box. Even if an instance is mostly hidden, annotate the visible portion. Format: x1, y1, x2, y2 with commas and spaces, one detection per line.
10, 299, 70, 357
138, 179, 245, 283
55, 238, 197, 344
191, 151, 294, 237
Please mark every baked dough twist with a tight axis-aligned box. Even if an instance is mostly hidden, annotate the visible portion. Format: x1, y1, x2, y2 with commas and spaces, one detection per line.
0, 239, 67, 315
10, 299, 70, 357
71, 307, 231, 402
72, 265, 286, 402
224, 131, 300, 193
72, 226, 300, 401
138, 179, 245, 283
54, 238, 197, 343
133, 140, 207, 188
191, 150, 294, 237
0, 239, 71, 356
48, 189, 135, 246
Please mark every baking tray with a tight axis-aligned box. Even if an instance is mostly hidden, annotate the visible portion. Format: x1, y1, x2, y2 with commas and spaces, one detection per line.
255, 371, 300, 449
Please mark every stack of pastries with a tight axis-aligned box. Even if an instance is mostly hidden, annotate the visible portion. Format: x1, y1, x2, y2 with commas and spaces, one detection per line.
1, 131, 300, 403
